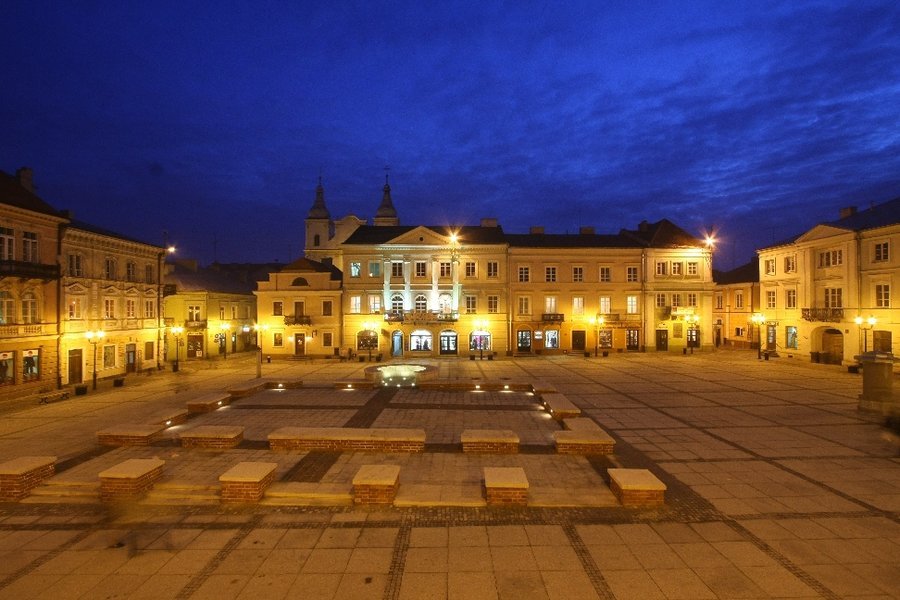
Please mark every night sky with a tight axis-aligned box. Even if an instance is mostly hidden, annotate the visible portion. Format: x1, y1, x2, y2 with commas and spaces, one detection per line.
3, 1, 899, 269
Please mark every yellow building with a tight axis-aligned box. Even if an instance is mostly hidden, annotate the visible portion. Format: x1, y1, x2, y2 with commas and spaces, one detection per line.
757, 199, 900, 365
0, 169, 66, 400
712, 260, 760, 351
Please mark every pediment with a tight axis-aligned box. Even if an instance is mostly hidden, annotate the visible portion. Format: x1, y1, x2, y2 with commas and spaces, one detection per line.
795, 224, 851, 243
65, 283, 89, 294
101, 285, 118, 294
385, 226, 452, 247
124, 286, 141, 296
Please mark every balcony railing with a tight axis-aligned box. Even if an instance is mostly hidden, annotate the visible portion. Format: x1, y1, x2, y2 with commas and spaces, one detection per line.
0, 260, 60, 280
0, 323, 46, 337
542, 313, 565, 322
383, 310, 460, 323
185, 319, 207, 329
384, 312, 404, 322
801, 307, 844, 322
284, 315, 311, 325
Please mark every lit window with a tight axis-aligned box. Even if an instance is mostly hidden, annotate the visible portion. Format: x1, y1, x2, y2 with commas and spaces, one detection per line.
369, 295, 382, 313
517, 296, 530, 315
103, 298, 116, 319
67, 297, 82, 320
671, 262, 682, 276
572, 296, 584, 315
764, 259, 775, 275
368, 261, 381, 277
349, 296, 361, 314
544, 296, 557, 313
599, 296, 610, 314
626, 295, 638, 314
350, 262, 361, 277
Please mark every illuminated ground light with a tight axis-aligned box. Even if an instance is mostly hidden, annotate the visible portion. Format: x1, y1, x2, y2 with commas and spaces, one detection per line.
376, 364, 426, 387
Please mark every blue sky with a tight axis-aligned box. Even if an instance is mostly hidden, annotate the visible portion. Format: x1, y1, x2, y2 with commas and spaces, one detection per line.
2, 1, 899, 268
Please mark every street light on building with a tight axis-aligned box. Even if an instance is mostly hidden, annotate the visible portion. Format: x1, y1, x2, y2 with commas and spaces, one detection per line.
170, 326, 184, 372
85, 330, 105, 390
254, 323, 269, 378
220, 322, 231, 360
750, 313, 765, 359
589, 315, 605, 357
854, 315, 876, 353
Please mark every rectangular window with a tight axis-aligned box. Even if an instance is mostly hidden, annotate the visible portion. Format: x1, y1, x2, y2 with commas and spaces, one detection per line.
517, 296, 530, 315
687, 293, 697, 307
322, 300, 333, 316
439, 262, 451, 277
572, 296, 584, 315
818, 249, 843, 267
784, 255, 796, 273
145, 264, 154, 283
272, 301, 283, 316
626, 295, 638, 314
876, 284, 890, 308
687, 262, 698, 276
104, 298, 116, 319
599, 296, 611, 314
219, 306, 225, 320
671, 262, 683, 276
873, 330, 892, 353
393, 261, 405, 277
599, 266, 611, 282
824, 287, 843, 308
544, 296, 557, 313
786, 289, 797, 309
145, 299, 155, 318
273, 333, 283, 347
545, 266, 556, 282
487, 261, 499, 278
0, 227, 14, 261
103, 345, 116, 368
68, 297, 82, 319
715, 294, 723, 309
369, 295, 382, 313
656, 293, 667, 308
415, 261, 426, 277
465, 295, 477, 313
786, 326, 798, 349
764, 259, 776, 275
126, 299, 136, 318
22, 232, 38, 263
627, 266, 638, 282
188, 305, 201, 321
145, 341, 154, 361
766, 290, 776, 309
350, 262, 361, 277
656, 262, 667, 276
488, 295, 498, 313
465, 261, 476, 278
68, 254, 83, 277
231, 305, 237, 319
572, 266, 583, 282
518, 266, 530, 282
874, 242, 889, 262
350, 296, 361, 314
671, 293, 681, 307
735, 292, 744, 309
105, 258, 116, 279
368, 261, 381, 277
126, 262, 137, 281
322, 332, 333, 347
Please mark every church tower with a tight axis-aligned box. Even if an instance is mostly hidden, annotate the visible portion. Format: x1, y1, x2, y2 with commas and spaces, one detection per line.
304, 177, 332, 256
373, 174, 400, 226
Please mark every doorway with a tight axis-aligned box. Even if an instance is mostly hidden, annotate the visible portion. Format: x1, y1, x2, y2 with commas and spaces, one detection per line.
439, 330, 457, 355
572, 330, 586, 352
392, 331, 404, 357
68, 349, 83, 384
294, 334, 306, 356
187, 334, 204, 358
656, 329, 668, 351
821, 329, 844, 364
125, 344, 136, 373
517, 330, 532, 353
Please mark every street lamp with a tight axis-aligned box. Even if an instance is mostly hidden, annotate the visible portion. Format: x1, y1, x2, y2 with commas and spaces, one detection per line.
254, 324, 269, 378
85, 330, 105, 390
750, 313, 765, 359
170, 326, 184, 372
362, 321, 377, 361
219, 322, 231, 360
854, 315, 876, 353
589, 316, 605, 357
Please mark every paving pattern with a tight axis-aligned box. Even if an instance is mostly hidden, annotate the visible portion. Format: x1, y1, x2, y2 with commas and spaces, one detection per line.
0, 351, 898, 599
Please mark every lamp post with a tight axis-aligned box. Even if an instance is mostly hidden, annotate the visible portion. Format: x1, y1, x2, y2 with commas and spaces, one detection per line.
750, 313, 765, 359
362, 321, 376, 361
254, 324, 269, 378
854, 315, 876, 353
85, 330, 105, 390
589, 316, 604, 357
220, 322, 231, 360
170, 326, 184, 372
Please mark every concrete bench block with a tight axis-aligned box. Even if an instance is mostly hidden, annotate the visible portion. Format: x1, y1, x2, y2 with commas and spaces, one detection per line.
219, 461, 277, 503
334, 379, 375, 390
263, 378, 303, 390
553, 429, 615, 455
186, 392, 231, 414
483, 466, 528, 506
227, 381, 267, 398
0, 456, 57, 501
540, 392, 581, 420
268, 427, 426, 452
608, 468, 666, 507
530, 380, 558, 394
99, 458, 164, 501
461, 429, 520, 453
562, 418, 603, 432
96, 424, 165, 447
147, 408, 189, 429
179, 425, 245, 449
352, 464, 400, 505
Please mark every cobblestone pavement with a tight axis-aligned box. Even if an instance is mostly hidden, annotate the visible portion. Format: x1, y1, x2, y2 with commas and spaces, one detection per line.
1, 351, 899, 599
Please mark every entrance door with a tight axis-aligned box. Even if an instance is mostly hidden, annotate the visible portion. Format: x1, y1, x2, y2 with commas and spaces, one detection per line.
626, 329, 640, 351
68, 349, 83, 384
572, 330, 586, 352
821, 329, 843, 364
295, 334, 306, 356
439, 331, 457, 355
187, 334, 204, 358
392, 331, 403, 357
766, 325, 777, 352
656, 329, 668, 351
517, 330, 532, 353
125, 344, 136, 373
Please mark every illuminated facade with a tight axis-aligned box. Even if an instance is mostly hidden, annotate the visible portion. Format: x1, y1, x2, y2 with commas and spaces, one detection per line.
757, 200, 900, 365
712, 260, 760, 351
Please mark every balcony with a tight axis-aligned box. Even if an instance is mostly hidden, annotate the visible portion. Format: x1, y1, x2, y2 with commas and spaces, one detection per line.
185, 319, 207, 329
384, 312, 404, 323
0, 323, 46, 337
802, 308, 844, 322
542, 313, 565, 322
0, 260, 60, 281
284, 314, 311, 326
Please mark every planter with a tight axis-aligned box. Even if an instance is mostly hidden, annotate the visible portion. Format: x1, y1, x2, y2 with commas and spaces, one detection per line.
74, 385, 88, 396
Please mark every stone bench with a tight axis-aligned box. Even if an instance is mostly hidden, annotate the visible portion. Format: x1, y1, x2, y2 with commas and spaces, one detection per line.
562, 418, 603, 432
553, 429, 615, 454
0, 456, 57, 501
37, 390, 70, 405
99, 458, 165, 501
179, 425, 245, 449
96, 424, 165, 447
540, 392, 581, 420
263, 378, 304, 390
146, 408, 189, 429
352, 464, 400, 505
227, 381, 267, 398
461, 429, 520, 453
608, 468, 667, 507
334, 379, 376, 390
530, 380, 558, 394
268, 427, 426, 452
483, 467, 528, 506
186, 392, 231, 414
219, 461, 277, 503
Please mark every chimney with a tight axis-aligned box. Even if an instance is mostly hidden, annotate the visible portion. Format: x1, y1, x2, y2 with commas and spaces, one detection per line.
579, 226, 595, 235
839, 206, 857, 219
16, 167, 34, 192
480, 218, 498, 228
529, 226, 544, 235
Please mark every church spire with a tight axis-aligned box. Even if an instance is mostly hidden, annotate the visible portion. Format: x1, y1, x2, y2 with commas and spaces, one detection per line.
307, 175, 330, 220
374, 170, 399, 226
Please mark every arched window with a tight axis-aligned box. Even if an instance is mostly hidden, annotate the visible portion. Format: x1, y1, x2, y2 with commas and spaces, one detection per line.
291, 277, 309, 286
21, 292, 37, 324
438, 293, 452, 314
0, 292, 14, 324
391, 294, 404, 313
313, 234, 321, 247
410, 329, 432, 351
414, 294, 427, 312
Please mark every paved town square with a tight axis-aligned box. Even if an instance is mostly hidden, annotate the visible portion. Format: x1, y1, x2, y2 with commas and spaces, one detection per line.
0, 351, 898, 599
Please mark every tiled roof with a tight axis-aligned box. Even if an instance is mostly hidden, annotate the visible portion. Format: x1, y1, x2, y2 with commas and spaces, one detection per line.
343, 225, 508, 245
826, 196, 900, 231
279, 257, 342, 281
505, 233, 637, 248
68, 219, 162, 249
165, 263, 259, 295
0, 170, 67, 218
714, 260, 759, 284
